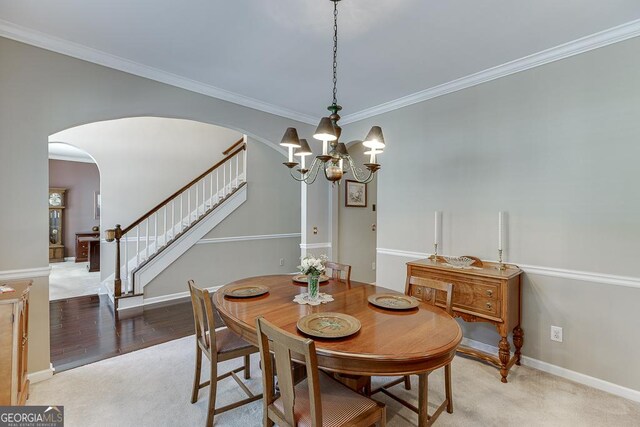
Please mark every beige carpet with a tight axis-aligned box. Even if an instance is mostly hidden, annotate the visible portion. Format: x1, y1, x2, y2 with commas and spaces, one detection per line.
49, 261, 101, 300
28, 336, 640, 426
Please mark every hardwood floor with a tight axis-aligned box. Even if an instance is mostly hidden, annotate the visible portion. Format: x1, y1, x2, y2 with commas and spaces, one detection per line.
50, 294, 222, 372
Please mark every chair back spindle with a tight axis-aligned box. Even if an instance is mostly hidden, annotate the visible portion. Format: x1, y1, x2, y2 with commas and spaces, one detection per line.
405, 276, 454, 314
325, 261, 352, 282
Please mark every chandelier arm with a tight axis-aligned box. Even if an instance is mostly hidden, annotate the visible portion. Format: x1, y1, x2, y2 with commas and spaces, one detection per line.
345, 156, 374, 183
288, 157, 323, 184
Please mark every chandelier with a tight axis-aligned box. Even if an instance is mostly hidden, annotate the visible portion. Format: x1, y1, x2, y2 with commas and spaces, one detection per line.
280, 0, 385, 185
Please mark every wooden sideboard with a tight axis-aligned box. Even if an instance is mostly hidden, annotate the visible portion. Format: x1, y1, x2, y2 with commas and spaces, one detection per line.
406, 258, 523, 383
0, 280, 31, 405
75, 232, 100, 263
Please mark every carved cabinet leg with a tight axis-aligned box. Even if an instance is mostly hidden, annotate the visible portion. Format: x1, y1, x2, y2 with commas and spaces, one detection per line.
513, 326, 524, 366
498, 336, 511, 383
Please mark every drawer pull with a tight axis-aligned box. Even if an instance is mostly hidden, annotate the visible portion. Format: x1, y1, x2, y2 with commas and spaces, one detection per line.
486, 302, 492, 310
486, 290, 493, 297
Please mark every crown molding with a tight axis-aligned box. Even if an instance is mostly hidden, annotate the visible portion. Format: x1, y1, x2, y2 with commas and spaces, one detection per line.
49, 154, 95, 164
2, 18, 640, 127
340, 18, 640, 124
0, 19, 318, 126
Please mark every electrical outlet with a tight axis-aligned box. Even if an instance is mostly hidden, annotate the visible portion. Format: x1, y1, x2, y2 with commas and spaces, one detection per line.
372, 262, 376, 270
551, 326, 563, 342
279, 258, 285, 266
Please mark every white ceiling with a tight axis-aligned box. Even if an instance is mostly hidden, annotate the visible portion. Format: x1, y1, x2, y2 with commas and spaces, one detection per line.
2, 1, 640, 122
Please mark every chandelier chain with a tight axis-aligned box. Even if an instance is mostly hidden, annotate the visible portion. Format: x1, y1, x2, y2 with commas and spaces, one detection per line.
332, 0, 338, 106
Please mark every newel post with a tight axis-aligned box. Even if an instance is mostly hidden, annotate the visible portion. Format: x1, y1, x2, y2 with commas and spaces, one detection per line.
105, 224, 123, 297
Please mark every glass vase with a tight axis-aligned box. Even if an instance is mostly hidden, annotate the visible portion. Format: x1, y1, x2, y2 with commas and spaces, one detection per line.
307, 273, 320, 302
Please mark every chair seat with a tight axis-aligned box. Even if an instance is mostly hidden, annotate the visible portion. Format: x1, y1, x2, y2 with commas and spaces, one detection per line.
211, 327, 254, 354
273, 372, 379, 427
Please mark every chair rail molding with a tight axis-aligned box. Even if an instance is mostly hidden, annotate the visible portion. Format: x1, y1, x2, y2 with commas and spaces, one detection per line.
299, 242, 332, 250
376, 248, 640, 290
0, 266, 52, 281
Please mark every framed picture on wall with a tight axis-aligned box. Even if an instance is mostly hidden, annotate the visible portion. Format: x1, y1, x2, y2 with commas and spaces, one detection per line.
345, 180, 367, 208
94, 191, 101, 220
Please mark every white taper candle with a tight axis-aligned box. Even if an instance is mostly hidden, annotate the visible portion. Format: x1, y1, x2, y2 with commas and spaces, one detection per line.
288, 146, 293, 163
434, 211, 441, 245
301, 155, 306, 169
498, 211, 504, 250
322, 140, 328, 156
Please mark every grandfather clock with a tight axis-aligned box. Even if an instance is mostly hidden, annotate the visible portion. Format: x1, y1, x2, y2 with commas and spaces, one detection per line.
49, 188, 66, 263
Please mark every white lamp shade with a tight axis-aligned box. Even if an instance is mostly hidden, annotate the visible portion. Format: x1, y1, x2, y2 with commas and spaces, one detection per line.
362, 126, 385, 149
313, 117, 337, 142
294, 139, 313, 157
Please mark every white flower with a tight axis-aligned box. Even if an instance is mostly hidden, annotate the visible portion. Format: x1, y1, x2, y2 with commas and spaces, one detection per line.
298, 253, 328, 275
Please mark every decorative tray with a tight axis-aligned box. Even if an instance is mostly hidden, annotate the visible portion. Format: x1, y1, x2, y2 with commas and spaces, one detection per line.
297, 312, 361, 339
224, 285, 269, 298
368, 293, 420, 310
292, 274, 330, 283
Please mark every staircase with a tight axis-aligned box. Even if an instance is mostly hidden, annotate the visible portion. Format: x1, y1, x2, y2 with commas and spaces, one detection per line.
103, 137, 247, 311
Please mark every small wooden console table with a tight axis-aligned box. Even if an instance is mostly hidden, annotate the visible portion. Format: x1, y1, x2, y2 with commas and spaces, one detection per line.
406, 258, 523, 382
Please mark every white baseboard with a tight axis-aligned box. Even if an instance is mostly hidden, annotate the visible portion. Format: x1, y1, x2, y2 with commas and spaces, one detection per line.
28, 363, 54, 384
461, 337, 640, 403
64, 257, 76, 262
116, 285, 222, 313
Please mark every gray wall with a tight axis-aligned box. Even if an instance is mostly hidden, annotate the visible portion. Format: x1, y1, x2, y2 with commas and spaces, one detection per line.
337, 141, 377, 283
48, 159, 100, 257
342, 37, 640, 391
0, 36, 312, 373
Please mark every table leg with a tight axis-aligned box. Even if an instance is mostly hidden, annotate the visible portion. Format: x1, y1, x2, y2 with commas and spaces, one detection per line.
498, 336, 511, 383
418, 373, 429, 427
513, 326, 524, 366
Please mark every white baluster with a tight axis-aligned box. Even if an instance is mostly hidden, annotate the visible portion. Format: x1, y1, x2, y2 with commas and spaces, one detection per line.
236, 153, 239, 188
171, 199, 175, 239
243, 146, 247, 182
216, 169, 219, 201
145, 218, 149, 260
136, 225, 140, 268
163, 205, 167, 246
202, 179, 206, 212
187, 188, 192, 225
154, 212, 158, 254
209, 172, 213, 209
124, 231, 129, 289
223, 161, 226, 197
195, 181, 199, 219
180, 193, 184, 230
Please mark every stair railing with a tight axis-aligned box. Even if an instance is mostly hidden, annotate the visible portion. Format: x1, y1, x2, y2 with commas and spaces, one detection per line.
105, 138, 247, 297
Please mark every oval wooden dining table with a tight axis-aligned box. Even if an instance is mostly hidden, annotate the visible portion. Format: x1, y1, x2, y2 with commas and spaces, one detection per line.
213, 275, 462, 427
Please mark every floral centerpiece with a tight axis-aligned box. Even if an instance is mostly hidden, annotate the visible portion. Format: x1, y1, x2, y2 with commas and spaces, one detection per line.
298, 254, 328, 301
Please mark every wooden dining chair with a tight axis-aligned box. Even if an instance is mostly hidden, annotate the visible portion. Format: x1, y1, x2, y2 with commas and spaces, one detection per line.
188, 280, 262, 427
256, 316, 386, 427
325, 261, 352, 282
372, 276, 454, 424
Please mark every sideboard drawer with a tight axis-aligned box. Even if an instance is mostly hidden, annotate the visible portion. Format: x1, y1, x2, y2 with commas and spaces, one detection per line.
453, 282, 500, 315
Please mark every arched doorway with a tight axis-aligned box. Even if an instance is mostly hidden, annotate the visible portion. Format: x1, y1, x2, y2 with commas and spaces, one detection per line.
48, 142, 102, 300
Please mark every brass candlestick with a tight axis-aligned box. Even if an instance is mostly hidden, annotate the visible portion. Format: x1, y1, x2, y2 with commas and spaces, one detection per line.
430, 243, 439, 261
497, 249, 507, 270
